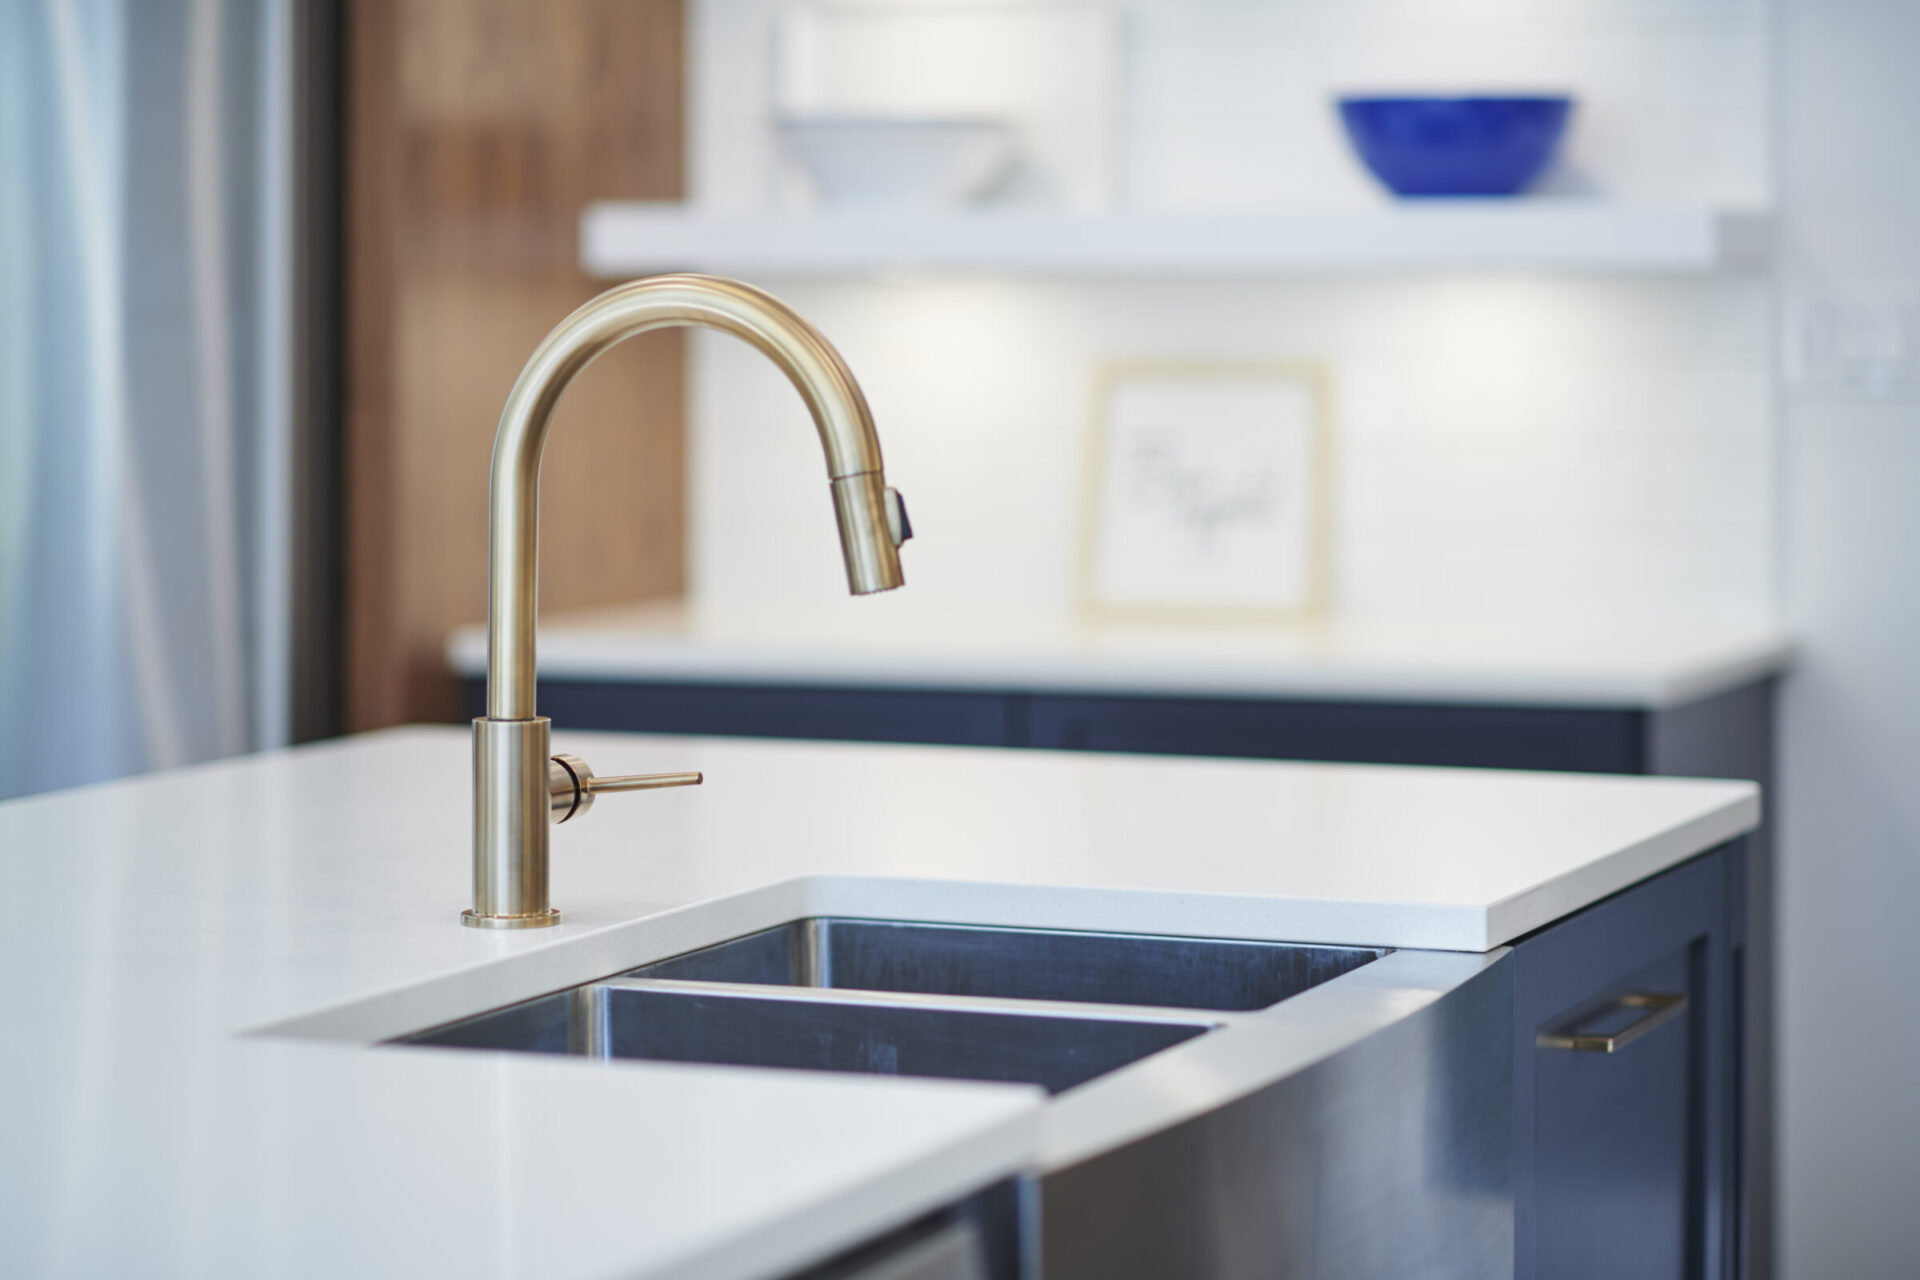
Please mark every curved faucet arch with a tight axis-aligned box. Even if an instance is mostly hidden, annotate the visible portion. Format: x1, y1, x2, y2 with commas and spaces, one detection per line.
487, 273, 902, 721
468, 275, 907, 927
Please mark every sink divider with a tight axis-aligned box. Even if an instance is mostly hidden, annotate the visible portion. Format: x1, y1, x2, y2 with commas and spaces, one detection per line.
587, 975, 1231, 1030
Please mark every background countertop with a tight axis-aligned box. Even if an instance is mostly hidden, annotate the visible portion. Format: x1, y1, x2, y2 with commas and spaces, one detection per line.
447, 604, 1794, 710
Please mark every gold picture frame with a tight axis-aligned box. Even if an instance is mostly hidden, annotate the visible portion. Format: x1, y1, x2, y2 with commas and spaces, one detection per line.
1077, 361, 1335, 626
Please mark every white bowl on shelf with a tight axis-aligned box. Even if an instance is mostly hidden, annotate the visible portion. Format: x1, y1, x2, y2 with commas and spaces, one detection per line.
778, 115, 1018, 210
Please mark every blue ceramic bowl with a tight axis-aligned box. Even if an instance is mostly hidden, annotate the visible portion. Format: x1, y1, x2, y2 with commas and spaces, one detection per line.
1337, 95, 1574, 197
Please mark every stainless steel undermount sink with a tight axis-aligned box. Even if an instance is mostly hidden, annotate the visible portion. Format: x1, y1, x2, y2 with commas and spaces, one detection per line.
401, 977, 1211, 1094
395, 919, 1387, 1095
382, 920, 1512, 1275
625, 918, 1388, 1013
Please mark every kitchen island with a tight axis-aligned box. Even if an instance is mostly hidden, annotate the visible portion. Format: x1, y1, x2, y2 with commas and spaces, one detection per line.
0, 727, 1758, 1278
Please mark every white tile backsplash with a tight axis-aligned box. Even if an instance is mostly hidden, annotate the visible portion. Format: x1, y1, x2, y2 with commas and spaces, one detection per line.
691, 273, 1775, 628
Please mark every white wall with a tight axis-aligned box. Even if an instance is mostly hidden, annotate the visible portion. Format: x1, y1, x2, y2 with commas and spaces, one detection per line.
1776, 0, 1920, 1274
692, 273, 1775, 629
694, 0, 1772, 214
686, 0, 1777, 632
1121, 0, 1768, 211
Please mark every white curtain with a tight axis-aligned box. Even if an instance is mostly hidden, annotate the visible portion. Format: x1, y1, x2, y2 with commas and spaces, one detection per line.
0, 0, 293, 799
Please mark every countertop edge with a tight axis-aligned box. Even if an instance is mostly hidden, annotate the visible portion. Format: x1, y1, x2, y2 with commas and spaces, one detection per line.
1482, 784, 1762, 948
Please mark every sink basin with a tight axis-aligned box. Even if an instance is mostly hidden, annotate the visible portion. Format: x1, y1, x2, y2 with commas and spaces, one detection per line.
396, 920, 1382, 1098
627, 918, 1387, 1012
400, 978, 1212, 1094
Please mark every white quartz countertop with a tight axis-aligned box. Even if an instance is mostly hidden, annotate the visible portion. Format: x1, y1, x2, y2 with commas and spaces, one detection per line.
0, 727, 1760, 1278
446, 603, 1795, 710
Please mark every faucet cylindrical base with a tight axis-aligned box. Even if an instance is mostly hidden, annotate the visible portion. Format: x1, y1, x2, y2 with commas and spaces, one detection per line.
467, 716, 561, 928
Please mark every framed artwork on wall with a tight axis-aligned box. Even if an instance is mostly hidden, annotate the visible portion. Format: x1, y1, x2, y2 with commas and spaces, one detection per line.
1079, 362, 1334, 623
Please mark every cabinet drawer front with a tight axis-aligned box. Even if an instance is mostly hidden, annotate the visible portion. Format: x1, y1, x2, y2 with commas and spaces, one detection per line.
1534, 946, 1699, 1280
1513, 847, 1737, 1280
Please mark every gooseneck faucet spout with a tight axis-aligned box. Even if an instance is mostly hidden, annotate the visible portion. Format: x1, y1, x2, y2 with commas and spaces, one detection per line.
465, 274, 909, 928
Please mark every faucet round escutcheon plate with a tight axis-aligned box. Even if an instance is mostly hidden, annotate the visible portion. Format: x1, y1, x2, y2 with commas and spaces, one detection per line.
460, 908, 562, 929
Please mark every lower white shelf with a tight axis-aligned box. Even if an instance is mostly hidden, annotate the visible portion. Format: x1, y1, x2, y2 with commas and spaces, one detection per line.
581, 202, 1769, 278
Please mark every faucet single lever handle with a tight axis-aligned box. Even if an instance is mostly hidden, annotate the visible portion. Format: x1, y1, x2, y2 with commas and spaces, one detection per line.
588, 770, 704, 794
549, 754, 702, 824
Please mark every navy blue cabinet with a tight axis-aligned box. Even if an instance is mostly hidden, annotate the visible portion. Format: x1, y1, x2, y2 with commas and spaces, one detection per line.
478, 677, 1766, 781
1515, 845, 1740, 1280
520, 680, 1018, 748
1024, 692, 1647, 772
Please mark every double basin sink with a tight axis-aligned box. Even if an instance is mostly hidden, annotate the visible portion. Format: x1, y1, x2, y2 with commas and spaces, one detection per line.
401, 918, 1387, 1095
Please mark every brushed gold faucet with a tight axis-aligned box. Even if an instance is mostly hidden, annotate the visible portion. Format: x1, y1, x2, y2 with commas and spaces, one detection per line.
465, 274, 909, 928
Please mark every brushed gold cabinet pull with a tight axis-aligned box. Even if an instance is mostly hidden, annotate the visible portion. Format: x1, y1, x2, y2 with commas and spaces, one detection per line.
1537, 992, 1687, 1054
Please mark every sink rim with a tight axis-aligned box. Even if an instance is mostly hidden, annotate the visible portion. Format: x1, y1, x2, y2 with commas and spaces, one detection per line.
251, 874, 1417, 1047
626, 913, 1393, 1015
669, 913, 1395, 951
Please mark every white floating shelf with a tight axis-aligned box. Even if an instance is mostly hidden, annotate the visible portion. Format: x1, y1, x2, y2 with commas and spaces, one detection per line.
582, 202, 1770, 279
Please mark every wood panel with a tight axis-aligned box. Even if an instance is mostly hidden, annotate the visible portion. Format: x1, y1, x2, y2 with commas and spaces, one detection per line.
345, 0, 685, 729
